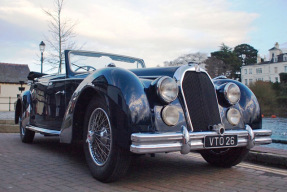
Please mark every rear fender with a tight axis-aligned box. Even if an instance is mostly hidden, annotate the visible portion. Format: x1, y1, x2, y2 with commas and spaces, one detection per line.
15, 91, 32, 127
15, 99, 21, 124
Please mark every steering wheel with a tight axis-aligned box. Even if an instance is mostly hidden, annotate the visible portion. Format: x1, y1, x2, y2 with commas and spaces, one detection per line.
74, 65, 96, 72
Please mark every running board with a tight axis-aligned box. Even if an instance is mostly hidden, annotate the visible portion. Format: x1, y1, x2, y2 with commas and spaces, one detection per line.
26, 125, 60, 136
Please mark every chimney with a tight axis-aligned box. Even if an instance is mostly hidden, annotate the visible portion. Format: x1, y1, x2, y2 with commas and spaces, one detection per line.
275, 42, 279, 49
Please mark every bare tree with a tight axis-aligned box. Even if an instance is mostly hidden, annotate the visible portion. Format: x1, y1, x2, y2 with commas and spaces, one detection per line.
43, 0, 79, 73
205, 56, 229, 78
164, 52, 207, 67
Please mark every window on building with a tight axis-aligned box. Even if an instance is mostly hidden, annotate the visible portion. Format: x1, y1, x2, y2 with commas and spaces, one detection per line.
249, 79, 253, 84
257, 78, 263, 81
249, 68, 252, 74
245, 79, 248, 85
274, 67, 278, 73
284, 55, 287, 61
256, 68, 262, 74
244, 69, 247, 74
275, 77, 279, 82
274, 56, 278, 62
285, 66, 287, 72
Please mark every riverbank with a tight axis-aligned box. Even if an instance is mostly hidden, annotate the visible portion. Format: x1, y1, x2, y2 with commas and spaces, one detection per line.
246, 146, 287, 168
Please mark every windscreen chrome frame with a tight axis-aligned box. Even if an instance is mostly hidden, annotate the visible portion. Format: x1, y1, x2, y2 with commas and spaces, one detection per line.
67, 50, 146, 75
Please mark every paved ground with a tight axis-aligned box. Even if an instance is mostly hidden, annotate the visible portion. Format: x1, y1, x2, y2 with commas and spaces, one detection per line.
0, 133, 286, 192
0, 111, 14, 120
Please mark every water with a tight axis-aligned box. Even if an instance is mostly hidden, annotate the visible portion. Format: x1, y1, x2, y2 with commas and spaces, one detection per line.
262, 117, 287, 150
262, 118, 287, 141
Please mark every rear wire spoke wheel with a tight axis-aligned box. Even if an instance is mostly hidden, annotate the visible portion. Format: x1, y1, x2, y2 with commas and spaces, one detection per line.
19, 107, 35, 143
83, 99, 131, 183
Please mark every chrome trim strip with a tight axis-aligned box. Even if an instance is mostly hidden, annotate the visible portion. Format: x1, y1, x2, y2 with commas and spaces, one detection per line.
130, 125, 272, 154
254, 129, 272, 136
38, 78, 84, 84
131, 130, 248, 143
173, 64, 223, 132
173, 65, 194, 131
26, 125, 60, 135
138, 76, 159, 79
51, 78, 84, 82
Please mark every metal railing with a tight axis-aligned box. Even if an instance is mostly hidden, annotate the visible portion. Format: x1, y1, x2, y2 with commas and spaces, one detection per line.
0, 97, 18, 111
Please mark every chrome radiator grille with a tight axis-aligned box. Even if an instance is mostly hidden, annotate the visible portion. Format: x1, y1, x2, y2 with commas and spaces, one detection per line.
181, 71, 221, 132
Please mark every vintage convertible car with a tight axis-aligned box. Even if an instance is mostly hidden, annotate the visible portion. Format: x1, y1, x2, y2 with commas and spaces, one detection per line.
15, 50, 272, 182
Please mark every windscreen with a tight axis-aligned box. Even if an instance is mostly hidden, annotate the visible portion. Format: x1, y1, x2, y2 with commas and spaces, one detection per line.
69, 51, 145, 73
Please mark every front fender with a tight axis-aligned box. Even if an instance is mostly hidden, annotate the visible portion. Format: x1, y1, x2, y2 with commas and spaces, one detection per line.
60, 67, 151, 145
213, 79, 262, 130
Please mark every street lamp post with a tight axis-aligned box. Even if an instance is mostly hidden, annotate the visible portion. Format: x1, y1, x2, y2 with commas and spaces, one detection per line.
39, 41, 46, 73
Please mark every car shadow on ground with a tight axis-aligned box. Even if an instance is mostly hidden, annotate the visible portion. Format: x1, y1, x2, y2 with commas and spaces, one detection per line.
27, 134, 242, 184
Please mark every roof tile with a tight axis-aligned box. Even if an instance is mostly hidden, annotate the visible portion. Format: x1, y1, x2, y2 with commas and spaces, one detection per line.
0, 63, 30, 83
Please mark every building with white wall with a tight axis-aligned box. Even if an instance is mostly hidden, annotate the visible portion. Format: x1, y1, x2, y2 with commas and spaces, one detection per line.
241, 42, 287, 86
0, 63, 30, 111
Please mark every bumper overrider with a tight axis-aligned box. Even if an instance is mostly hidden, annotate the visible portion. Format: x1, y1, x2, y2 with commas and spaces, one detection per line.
130, 125, 272, 154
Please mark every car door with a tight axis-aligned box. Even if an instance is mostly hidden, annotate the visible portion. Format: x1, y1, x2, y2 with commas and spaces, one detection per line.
31, 75, 66, 130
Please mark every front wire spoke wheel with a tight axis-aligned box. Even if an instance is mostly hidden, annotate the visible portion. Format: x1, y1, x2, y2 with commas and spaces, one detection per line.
200, 147, 249, 167
84, 98, 131, 182
87, 108, 112, 167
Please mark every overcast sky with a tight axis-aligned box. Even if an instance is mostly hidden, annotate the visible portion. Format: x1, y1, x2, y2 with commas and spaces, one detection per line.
0, 0, 286, 72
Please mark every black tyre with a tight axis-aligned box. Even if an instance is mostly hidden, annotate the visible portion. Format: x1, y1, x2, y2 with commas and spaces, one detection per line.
83, 98, 131, 183
200, 147, 249, 167
19, 116, 35, 143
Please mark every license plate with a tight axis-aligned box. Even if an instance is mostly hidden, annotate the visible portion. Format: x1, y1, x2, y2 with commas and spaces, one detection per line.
204, 135, 238, 148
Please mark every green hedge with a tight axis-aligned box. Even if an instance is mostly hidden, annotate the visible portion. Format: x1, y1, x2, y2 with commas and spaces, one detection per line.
249, 81, 287, 117
279, 73, 287, 83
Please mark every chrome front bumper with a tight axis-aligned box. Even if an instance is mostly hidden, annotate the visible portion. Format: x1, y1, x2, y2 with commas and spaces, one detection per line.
130, 125, 272, 154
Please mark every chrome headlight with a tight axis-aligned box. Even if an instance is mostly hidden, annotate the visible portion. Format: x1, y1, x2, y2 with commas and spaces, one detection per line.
162, 105, 179, 126
227, 108, 241, 126
157, 76, 178, 103
224, 83, 240, 105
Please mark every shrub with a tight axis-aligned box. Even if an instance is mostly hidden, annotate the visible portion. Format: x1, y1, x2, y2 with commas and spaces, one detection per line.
249, 81, 276, 115
279, 73, 287, 83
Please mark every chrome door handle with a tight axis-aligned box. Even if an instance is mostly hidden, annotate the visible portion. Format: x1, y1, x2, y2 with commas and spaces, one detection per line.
55, 90, 65, 95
